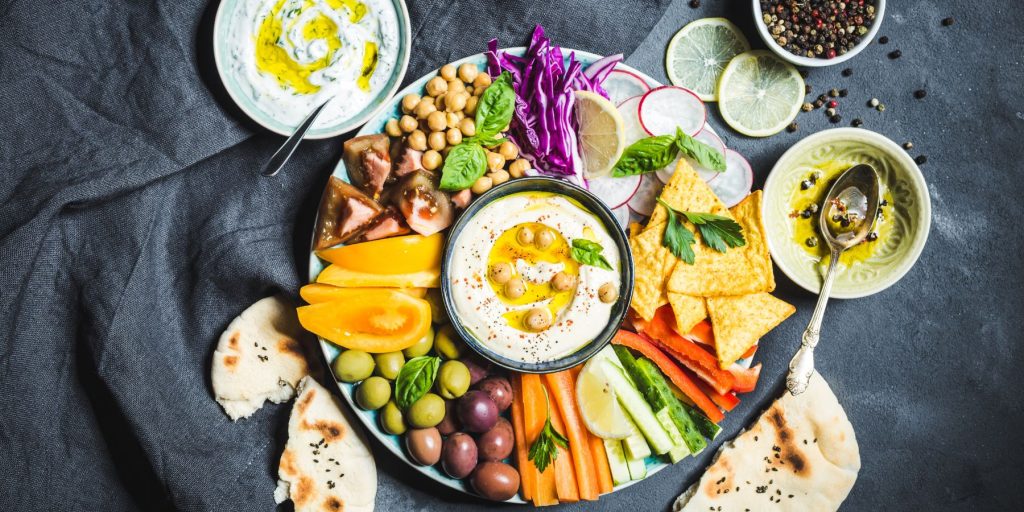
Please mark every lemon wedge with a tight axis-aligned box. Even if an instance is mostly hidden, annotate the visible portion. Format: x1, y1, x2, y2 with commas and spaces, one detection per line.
576, 351, 634, 439
574, 90, 626, 178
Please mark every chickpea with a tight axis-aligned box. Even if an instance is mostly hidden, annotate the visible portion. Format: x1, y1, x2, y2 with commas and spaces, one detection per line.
488, 169, 509, 186
464, 95, 479, 116
489, 262, 513, 284
445, 112, 460, 129
458, 63, 480, 83
486, 151, 505, 171
447, 79, 465, 94
428, 131, 446, 151
465, 85, 474, 95
598, 283, 619, 304
516, 227, 535, 246
536, 229, 555, 250
407, 130, 427, 151
446, 128, 463, 146
498, 141, 519, 161
439, 64, 457, 81
422, 150, 442, 171
426, 111, 447, 132
459, 118, 476, 137
509, 158, 530, 178
524, 307, 552, 331
455, 111, 465, 121
425, 76, 448, 97
471, 175, 493, 195
434, 94, 445, 110
415, 99, 437, 120
445, 91, 468, 112
401, 93, 421, 113
385, 118, 402, 137
551, 271, 575, 291
473, 73, 492, 90
399, 115, 418, 133
504, 278, 526, 299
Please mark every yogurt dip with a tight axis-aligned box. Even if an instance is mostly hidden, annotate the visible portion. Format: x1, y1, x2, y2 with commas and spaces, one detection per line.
226, 0, 400, 129
448, 192, 622, 364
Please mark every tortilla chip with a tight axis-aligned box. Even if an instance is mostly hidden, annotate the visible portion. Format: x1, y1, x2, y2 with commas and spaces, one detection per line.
667, 292, 707, 335
707, 292, 795, 368
667, 191, 775, 297
629, 223, 677, 321
650, 159, 732, 229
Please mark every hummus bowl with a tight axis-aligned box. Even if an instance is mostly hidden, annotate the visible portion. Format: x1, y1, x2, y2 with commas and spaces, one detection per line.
441, 177, 634, 374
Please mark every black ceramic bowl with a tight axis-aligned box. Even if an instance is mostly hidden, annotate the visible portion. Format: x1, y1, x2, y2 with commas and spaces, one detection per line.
440, 177, 634, 374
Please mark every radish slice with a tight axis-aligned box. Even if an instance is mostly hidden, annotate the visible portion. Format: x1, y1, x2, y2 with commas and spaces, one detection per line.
627, 175, 663, 216
610, 205, 631, 231
617, 95, 647, 146
588, 174, 641, 209
639, 86, 706, 137
711, 149, 754, 208
605, 69, 652, 106
655, 128, 727, 184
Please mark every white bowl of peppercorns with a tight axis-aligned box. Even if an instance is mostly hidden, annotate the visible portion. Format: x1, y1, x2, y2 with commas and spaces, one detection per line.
753, 0, 885, 67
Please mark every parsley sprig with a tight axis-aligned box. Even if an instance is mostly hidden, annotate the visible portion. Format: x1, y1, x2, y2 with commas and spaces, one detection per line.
656, 199, 746, 265
528, 392, 569, 473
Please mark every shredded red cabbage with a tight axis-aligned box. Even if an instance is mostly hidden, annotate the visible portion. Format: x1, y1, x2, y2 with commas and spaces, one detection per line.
486, 25, 622, 183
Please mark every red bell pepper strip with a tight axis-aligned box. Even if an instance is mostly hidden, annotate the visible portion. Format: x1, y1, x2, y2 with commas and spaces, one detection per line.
637, 306, 736, 396
694, 377, 741, 411
612, 330, 724, 423
728, 363, 762, 393
682, 319, 715, 347
739, 344, 758, 360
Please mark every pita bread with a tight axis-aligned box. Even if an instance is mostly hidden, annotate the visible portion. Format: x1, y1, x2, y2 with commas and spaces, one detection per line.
667, 292, 707, 335
275, 377, 377, 512
675, 371, 860, 512
211, 296, 310, 421
707, 293, 795, 368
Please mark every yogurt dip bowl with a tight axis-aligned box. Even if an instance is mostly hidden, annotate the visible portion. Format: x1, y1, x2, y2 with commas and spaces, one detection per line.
441, 178, 634, 373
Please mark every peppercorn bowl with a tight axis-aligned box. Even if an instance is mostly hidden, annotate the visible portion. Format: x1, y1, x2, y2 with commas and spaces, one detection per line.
752, 0, 886, 68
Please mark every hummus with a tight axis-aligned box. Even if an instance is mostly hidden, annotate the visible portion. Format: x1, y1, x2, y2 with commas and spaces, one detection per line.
226, 0, 400, 128
448, 192, 621, 364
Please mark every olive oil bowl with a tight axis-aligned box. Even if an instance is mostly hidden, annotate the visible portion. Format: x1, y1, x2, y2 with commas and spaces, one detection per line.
441, 177, 635, 374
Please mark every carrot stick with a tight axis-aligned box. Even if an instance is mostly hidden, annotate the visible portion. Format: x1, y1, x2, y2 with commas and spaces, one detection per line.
543, 371, 600, 501
522, 374, 558, 506
588, 431, 614, 494
510, 374, 534, 502
544, 395, 579, 502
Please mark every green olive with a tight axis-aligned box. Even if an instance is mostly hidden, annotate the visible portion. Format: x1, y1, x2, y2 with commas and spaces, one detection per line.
374, 351, 406, 380
436, 360, 471, 399
403, 326, 435, 358
407, 393, 446, 428
424, 289, 448, 324
332, 350, 375, 383
355, 376, 391, 410
380, 400, 407, 435
434, 326, 464, 360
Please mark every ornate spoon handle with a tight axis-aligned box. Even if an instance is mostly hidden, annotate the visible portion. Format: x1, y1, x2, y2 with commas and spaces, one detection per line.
787, 247, 841, 395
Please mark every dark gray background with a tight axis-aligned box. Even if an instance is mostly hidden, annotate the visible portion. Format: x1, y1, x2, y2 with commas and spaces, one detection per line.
0, 0, 1021, 511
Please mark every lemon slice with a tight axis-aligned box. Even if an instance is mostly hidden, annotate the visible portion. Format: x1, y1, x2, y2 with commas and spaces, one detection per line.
576, 353, 633, 439
574, 90, 626, 178
666, 18, 750, 102
717, 50, 805, 137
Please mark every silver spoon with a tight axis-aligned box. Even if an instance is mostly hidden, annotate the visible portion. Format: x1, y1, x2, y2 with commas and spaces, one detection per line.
786, 163, 881, 395
260, 97, 334, 177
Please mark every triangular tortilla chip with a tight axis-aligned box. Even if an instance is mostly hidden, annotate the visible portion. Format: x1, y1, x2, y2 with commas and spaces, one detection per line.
707, 292, 795, 368
629, 224, 676, 321
649, 159, 733, 228
667, 191, 775, 297
667, 292, 707, 335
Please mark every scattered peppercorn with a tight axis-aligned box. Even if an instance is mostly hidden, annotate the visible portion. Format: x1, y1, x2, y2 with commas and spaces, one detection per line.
805, 84, 812, 94
915, 155, 927, 165
811, 171, 823, 182
914, 89, 927, 99
869, 98, 879, 107
830, 114, 842, 123
800, 209, 812, 218
800, 179, 812, 190
877, 103, 886, 112
878, 36, 889, 44
866, 232, 878, 241
839, 88, 849, 97
827, 100, 839, 109
814, 99, 825, 108
801, 102, 814, 112
903, 141, 914, 150
888, 49, 902, 59
880, 199, 888, 206
826, 107, 837, 117
851, 118, 863, 127
787, 122, 799, 133
817, 94, 828, 103
942, 17, 955, 26
841, 68, 853, 77
829, 88, 839, 98
808, 202, 819, 213
806, 237, 818, 247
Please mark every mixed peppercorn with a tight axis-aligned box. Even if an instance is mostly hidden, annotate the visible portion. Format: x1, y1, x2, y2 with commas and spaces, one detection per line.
759, 0, 878, 59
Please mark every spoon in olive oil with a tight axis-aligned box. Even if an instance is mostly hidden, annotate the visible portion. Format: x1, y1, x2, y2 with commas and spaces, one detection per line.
787, 164, 881, 395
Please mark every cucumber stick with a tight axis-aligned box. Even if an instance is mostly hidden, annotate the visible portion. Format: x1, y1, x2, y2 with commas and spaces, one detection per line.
622, 429, 651, 460
679, 401, 722, 440
626, 456, 647, 480
656, 407, 690, 463
603, 439, 632, 486
600, 359, 674, 455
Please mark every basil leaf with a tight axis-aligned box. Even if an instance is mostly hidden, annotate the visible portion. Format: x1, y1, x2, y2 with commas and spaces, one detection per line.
682, 212, 746, 253
439, 143, 487, 191
474, 71, 515, 139
611, 135, 680, 177
465, 134, 508, 148
674, 127, 726, 172
657, 199, 696, 264
395, 356, 441, 409
570, 239, 613, 270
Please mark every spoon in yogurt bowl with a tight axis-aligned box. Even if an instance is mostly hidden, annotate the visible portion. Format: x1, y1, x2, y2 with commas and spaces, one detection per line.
260, 96, 334, 177
787, 163, 881, 394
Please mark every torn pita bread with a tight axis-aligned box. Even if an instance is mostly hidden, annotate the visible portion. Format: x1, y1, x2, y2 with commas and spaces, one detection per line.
275, 377, 377, 512
667, 292, 707, 335
212, 295, 310, 421
707, 292, 795, 368
675, 371, 860, 512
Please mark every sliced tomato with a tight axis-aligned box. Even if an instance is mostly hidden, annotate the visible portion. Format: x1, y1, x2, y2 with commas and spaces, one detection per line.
728, 363, 762, 393
635, 306, 735, 395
